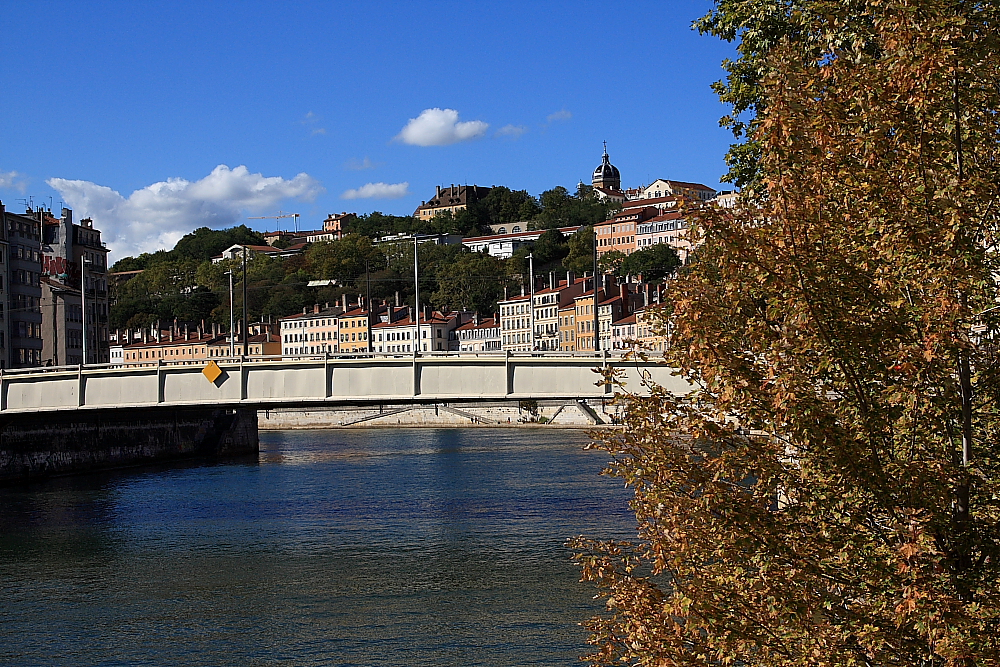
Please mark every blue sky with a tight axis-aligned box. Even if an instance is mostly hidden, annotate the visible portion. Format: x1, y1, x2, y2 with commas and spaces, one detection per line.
0, 0, 737, 258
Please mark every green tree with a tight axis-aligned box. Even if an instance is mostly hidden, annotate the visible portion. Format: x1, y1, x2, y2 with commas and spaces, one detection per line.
531, 228, 570, 268
430, 251, 511, 314
695, 0, 877, 189
574, 3, 1000, 665
172, 225, 265, 261
619, 243, 681, 282
597, 249, 626, 277
564, 225, 596, 277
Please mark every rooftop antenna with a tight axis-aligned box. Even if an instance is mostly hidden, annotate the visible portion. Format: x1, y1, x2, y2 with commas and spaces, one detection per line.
248, 211, 300, 233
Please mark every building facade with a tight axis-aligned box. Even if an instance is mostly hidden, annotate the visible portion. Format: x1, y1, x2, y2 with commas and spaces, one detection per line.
5, 207, 42, 367
414, 184, 491, 221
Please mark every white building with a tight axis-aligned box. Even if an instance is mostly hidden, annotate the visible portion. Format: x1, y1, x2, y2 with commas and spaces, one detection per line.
462, 226, 580, 259
455, 315, 501, 352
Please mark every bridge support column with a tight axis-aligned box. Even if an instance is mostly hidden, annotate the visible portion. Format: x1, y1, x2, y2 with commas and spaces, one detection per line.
0, 406, 258, 485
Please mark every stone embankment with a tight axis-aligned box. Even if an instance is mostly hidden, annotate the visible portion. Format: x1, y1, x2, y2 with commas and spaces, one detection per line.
0, 407, 259, 484
258, 400, 620, 429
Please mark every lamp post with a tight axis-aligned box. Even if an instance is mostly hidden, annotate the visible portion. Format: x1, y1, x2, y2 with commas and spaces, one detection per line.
242, 246, 248, 357
593, 225, 600, 352
81, 256, 92, 365
528, 253, 535, 351
226, 269, 235, 358
413, 235, 420, 354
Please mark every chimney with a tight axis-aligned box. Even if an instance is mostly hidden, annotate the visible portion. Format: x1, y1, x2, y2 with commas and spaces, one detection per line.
395, 291, 400, 307
549, 272, 554, 290
436, 185, 441, 198
314, 303, 320, 314
341, 293, 348, 310
169, 328, 174, 342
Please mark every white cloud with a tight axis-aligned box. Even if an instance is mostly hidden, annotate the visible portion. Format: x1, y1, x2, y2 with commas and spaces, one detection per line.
311, 128, 327, 136
341, 182, 410, 200
547, 109, 572, 122
496, 124, 527, 139
47, 165, 323, 258
345, 157, 381, 171
0, 169, 28, 193
396, 108, 488, 146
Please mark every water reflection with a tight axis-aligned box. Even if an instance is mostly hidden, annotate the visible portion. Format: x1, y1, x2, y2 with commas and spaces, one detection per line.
0, 428, 633, 666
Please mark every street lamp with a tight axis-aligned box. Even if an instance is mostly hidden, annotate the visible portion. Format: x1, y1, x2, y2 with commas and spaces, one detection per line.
242, 247, 249, 357
528, 253, 535, 351
81, 256, 93, 366
226, 269, 235, 358
413, 235, 420, 354
593, 225, 600, 352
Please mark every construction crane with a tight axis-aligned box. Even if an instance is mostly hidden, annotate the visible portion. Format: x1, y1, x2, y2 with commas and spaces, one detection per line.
248, 211, 301, 232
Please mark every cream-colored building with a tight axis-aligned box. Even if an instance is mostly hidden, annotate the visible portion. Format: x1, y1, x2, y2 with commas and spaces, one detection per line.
414, 184, 491, 221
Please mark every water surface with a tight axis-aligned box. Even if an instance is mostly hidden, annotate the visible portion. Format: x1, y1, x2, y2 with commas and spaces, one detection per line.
0, 428, 634, 666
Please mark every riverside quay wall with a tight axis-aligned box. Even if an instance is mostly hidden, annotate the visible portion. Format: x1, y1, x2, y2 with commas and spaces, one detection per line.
0, 407, 259, 484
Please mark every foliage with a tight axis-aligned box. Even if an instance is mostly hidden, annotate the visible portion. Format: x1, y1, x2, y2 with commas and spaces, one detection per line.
429, 250, 512, 314
597, 249, 627, 277
533, 186, 618, 229
695, 0, 877, 189
574, 3, 1000, 665
620, 242, 681, 282
564, 225, 595, 277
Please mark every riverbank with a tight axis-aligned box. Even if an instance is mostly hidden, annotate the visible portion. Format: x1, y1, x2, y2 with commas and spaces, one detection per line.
258, 399, 620, 430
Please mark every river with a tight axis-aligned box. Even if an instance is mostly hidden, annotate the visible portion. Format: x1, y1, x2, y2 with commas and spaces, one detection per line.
0, 428, 635, 666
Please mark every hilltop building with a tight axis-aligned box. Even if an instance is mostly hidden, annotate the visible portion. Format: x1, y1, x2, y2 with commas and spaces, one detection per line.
414, 184, 491, 221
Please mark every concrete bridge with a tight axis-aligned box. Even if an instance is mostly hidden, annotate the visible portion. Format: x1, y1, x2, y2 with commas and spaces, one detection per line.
0, 352, 691, 414
0, 353, 691, 484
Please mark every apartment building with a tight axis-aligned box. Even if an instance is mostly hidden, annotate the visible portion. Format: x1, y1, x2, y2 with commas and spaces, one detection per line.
340, 304, 384, 353
372, 307, 460, 353
4, 206, 42, 367
40, 277, 82, 366
122, 329, 216, 365
0, 204, 12, 368
531, 277, 587, 352
455, 315, 501, 352
636, 212, 694, 261
635, 307, 670, 353
611, 314, 637, 351
41, 208, 110, 364
558, 303, 577, 351
281, 304, 343, 356
498, 293, 532, 351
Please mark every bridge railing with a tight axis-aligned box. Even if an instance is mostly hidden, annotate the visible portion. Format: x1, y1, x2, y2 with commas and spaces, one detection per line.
0, 353, 691, 414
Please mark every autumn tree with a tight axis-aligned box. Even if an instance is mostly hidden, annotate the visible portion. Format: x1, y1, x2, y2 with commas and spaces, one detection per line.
574, 2, 1000, 665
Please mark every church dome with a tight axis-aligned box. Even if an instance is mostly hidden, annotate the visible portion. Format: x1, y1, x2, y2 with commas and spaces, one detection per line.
592, 144, 621, 189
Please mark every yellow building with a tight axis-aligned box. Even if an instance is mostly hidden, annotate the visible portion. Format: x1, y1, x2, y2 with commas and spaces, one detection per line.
339, 305, 381, 353
123, 331, 215, 365
558, 303, 576, 351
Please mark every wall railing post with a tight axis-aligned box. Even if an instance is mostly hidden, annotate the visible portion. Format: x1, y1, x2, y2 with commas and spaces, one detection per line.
240, 357, 247, 401
156, 359, 164, 403
505, 350, 513, 396
412, 352, 420, 397
324, 351, 331, 399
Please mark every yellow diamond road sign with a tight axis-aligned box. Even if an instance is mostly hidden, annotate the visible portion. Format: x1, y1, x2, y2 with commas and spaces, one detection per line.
202, 360, 222, 383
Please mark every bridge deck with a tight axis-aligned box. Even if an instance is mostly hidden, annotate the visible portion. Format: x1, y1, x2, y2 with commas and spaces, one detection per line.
0, 353, 691, 414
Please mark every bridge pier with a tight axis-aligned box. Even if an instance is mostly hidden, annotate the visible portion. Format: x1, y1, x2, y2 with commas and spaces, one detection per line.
0, 407, 258, 485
